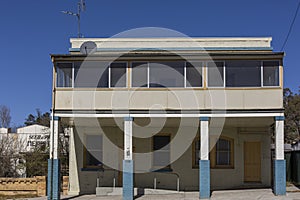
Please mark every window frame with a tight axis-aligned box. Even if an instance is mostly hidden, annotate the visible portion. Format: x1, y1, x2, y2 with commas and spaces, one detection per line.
73, 61, 110, 88
131, 61, 204, 89
261, 60, 280, 88
152, 134, 171, 170
210, 136, 234, 169
184, 61, 204, 88
225, 60, 262, 88
83, 134, 103, 169
56, 62, 74, 88
109, 62, 128, 88
206, 61, 226, 88
55, 59, 281, 89
148, 61, 185, 88
130, 61, 149, 88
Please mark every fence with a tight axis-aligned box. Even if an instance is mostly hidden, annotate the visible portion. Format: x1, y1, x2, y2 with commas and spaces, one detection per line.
285, 150, 300, 185
0, 176, 46, 196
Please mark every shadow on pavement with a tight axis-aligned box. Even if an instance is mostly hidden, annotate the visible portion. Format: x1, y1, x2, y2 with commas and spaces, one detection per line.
134, 188, 145, 199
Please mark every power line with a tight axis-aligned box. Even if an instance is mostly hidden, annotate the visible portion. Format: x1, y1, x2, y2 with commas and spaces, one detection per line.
281, 1, 300, 51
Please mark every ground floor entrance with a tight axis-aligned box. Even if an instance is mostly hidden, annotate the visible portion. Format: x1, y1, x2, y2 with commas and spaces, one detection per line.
244, 141, 261, 182
47, 112, 286, 200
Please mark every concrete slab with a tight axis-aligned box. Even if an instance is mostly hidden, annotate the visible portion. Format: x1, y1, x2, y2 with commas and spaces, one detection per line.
27, 189, 300, 200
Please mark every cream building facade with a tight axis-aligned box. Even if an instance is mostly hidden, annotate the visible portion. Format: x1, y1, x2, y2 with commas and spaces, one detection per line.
48, 37, 286, 200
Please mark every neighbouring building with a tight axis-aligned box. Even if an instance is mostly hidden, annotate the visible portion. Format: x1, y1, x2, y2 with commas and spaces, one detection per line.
17, 124, 50, 152
0, 128, 8, 141
0, 125, 50, 177
48, 37, 286, 199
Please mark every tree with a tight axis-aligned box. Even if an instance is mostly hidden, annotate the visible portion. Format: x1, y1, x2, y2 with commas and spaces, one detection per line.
0, 134, 26, 177
23, 109, 69, 176
284, 88, 300, 143
0, 105, 11, 128
24, 109, 50, 127
25, 145, 48, 177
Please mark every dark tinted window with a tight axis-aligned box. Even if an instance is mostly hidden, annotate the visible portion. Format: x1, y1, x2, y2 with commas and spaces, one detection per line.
132, 62, 148, 87
207, 62, 224, 87
74, 61, 108, 88
86, 135, 103, 166
263, 61, 279, 86
153, 136, 170, 167
150, 62, 184, 87
111, 62, 127, 87
57, 63, 72, 87
186, 62, 202, 87
226, 61, 261, 87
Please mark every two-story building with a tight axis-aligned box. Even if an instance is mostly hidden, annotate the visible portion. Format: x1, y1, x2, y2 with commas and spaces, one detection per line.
48, 37, 286, 200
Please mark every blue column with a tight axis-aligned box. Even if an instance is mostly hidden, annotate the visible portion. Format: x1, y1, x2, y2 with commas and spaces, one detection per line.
52, 159, 61, 200
274, 160, 286, 195
47, 160, 61, 200
273, 116, 286, 196
123, 117, 134, 200
48, 116, 61, 200
199, 160, 210, 199
47, 159, 52, 200
123, 160, 134, 200
199, 117, 210, 199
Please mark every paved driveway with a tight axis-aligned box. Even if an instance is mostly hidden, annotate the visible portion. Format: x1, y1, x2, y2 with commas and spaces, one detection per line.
28, 189, 300, 200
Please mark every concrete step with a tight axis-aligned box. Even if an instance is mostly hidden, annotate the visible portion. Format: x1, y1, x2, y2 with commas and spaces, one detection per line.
96, 187, 182, 196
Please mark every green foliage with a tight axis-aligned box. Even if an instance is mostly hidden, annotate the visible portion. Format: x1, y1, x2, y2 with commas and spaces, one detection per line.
284, 88, 300, 143
24, 109, 50, 127
24, 146, 48, 177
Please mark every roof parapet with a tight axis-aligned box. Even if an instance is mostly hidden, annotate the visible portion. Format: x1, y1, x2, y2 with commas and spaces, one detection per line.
69, 37, 273, 52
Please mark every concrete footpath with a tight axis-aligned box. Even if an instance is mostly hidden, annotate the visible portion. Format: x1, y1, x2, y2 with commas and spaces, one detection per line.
28, 188, 300, 200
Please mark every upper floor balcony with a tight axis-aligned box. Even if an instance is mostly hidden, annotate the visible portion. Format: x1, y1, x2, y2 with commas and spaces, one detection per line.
51, 37, 284, 112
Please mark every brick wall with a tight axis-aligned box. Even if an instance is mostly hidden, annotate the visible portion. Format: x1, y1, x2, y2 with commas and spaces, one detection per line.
0, 176, 46, 196
62, 176, 69, 195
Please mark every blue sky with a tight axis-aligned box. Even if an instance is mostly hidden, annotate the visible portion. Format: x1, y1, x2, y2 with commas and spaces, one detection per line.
0, 0, 299, 126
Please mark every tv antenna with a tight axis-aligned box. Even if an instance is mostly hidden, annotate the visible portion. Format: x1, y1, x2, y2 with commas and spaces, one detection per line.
61, 0, 86, 38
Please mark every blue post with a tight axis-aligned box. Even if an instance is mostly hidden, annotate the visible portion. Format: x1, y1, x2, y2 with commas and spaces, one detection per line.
273, 116, 286, 196
52, 159, 61, 200
47, 159, 61, 200
274, 159, 286, 195
199, 160, 210, 199
123, 160, 134, 200
47, 159, 53, 200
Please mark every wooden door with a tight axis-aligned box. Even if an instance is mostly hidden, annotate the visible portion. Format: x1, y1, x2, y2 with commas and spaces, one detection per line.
244, 141, 261, 182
